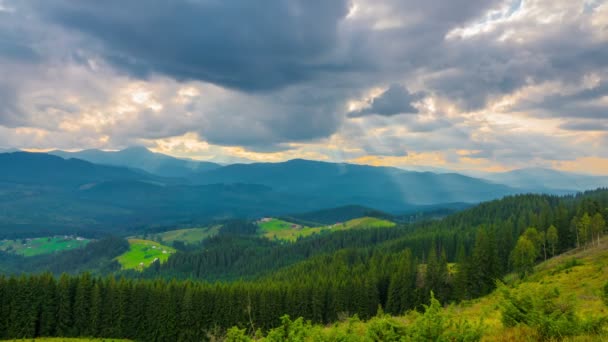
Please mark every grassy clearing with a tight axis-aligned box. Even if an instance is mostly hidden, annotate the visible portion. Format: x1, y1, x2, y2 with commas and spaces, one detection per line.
0, 236, 90, 257
156, 225, 221, 245
258, 217, 396, 241
115, 239, 176, 270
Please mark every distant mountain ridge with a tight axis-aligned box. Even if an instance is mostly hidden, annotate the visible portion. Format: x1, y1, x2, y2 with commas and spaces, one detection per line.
0, 152, 149, 187
49, 147, 220, 178
479, 167, 608, 192
191, 158, 517, 209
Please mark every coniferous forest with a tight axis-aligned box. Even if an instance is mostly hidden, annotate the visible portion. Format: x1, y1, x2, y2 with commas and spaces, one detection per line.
0, 189, 607, 340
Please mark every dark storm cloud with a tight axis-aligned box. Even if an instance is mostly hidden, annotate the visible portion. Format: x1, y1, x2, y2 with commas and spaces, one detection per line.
25, 0, 350, 92
348, 84, 423, 117
0, 11, 41, 62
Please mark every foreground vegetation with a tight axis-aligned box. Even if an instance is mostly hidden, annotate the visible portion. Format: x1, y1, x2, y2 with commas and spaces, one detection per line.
226, 237, 608, 341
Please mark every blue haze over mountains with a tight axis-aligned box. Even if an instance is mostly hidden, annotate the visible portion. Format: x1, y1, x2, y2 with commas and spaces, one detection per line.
0, 147, 607, 236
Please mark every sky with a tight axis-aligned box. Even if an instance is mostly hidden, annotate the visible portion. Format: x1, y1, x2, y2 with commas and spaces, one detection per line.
0, 0, 607, 174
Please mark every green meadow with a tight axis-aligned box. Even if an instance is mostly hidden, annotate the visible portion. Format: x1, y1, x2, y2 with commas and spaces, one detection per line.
0, 236, 90, 257
115, 239, 176, 270
257, 217, 396, 241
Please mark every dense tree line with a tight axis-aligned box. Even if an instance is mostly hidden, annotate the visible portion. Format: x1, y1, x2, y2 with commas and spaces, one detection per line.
135, 225, 415, 281
0, 189, 606, 341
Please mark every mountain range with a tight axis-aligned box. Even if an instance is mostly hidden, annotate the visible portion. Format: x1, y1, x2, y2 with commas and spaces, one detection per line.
49, 146, 220, 178
1, 147, 607, 236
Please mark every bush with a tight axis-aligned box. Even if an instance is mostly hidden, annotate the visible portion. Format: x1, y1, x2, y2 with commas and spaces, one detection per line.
499, 282, 607, 340
364, 314, 408, 341
407, 292, 484, 342
225, 327, 252, 342
264, 315, 321, 342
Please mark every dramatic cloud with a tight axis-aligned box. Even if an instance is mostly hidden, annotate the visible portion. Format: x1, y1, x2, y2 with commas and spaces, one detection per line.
0, 0, 607, 174
23, 0, 351, 92
348, 84, 423, 117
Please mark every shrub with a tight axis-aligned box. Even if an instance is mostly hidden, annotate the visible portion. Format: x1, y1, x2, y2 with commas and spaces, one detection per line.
499, 282, 607, 340
364, 314, 408, 341
407, 292, 484, 342
264, 315, 321, 342
225, 327, 252, 342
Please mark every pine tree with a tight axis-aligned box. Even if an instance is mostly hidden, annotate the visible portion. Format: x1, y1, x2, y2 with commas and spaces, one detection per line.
38, 273, 57, 337
73, 273, 92, 336
89, 282, 101, 337
56, 273, 73, 337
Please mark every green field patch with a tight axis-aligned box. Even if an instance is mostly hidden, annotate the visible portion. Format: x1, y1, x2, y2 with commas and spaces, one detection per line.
258, 217, 396, 241
115, 239, 176, 270
156, 225, 221, 245
338, 216, 396, 230
0, 236, 90, 257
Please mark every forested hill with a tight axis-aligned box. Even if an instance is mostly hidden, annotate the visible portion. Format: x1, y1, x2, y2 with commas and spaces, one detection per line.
0, 189, 607, 341
139, 189, 608, 282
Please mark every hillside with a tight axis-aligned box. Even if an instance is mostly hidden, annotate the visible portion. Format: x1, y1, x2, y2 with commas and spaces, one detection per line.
230, 238, 608, 341
280, 205, 393, 226
0, 152, 150, 187
257, 216, 396, 241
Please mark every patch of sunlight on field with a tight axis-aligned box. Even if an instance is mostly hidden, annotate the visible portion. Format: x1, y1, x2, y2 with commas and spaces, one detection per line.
115, 239, 176, 270
258, 217, 396, 242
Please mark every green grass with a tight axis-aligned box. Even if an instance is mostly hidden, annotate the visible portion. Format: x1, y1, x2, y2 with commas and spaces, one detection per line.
115, 239, 176, 270
258, 217, 396, 241
440, 237, 608, 340
156, 225, 221, 245
339, 217, 395, 230
0, 236, 90, 257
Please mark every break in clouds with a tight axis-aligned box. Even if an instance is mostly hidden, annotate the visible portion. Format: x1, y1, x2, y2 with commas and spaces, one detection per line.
0, 0, 607, 172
